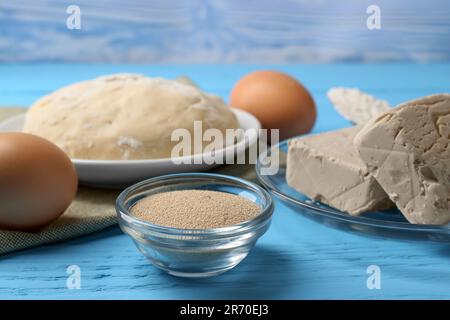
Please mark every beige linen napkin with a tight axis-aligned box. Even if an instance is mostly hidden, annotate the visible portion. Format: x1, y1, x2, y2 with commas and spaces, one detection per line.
0, 108, 256, 255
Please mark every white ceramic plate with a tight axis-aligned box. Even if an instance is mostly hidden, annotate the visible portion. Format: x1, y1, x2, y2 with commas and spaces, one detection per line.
0, 109, 261, 188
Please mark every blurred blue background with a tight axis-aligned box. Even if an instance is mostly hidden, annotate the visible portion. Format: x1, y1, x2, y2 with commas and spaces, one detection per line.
0, 0, 449, 63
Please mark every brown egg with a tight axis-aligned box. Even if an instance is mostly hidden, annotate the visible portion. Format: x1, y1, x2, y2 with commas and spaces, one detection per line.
0, 133, 78, 231
230, 70, 316, 141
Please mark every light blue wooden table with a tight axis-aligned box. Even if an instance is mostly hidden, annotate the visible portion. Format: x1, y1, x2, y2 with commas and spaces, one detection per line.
0, 64, 449, 299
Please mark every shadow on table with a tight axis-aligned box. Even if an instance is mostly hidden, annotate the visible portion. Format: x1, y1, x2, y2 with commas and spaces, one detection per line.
433, 243, 450, 258
159, 245, 299, 299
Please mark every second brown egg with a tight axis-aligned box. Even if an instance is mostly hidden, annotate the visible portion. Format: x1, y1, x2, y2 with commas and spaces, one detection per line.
230, 70, 316, 141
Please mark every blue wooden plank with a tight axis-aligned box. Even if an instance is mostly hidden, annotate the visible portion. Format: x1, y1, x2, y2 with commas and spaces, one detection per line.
2, 201, 450, 299
0, 63, 449, 299
1, 63, 449, 106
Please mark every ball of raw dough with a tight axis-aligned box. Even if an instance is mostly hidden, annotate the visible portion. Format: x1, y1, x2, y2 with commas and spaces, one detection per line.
23, 74, 239, 160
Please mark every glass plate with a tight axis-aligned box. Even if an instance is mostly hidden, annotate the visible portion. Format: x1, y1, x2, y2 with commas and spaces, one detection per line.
256, 139, 450, 242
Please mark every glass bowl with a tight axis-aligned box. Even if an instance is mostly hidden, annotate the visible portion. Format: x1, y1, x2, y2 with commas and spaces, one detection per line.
256, 139, 450, 242
116, 173, 274, 278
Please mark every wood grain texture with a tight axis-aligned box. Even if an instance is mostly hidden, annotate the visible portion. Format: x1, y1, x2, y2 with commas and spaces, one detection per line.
0, 64, 449, 299
1, 0, 450, 63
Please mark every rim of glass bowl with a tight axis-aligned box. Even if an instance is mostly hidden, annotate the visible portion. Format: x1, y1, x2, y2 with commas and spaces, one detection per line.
116, 173, 274, 237
255, 138, 450, 233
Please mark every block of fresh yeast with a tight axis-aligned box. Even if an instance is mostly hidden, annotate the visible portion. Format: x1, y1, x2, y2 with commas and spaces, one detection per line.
286, 127, 393, 215
355, 94, 450, 225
